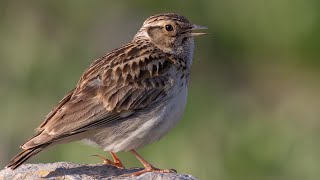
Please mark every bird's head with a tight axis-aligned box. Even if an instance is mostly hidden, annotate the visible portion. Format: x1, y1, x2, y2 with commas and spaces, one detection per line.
134, 13, 207, 57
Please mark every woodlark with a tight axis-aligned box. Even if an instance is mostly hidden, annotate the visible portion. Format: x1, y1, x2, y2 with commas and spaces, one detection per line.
6, 13, 207, 176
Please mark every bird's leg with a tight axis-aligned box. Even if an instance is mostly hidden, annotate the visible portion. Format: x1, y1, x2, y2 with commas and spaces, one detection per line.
124, 150, 176, 177
92, 152, 125, 169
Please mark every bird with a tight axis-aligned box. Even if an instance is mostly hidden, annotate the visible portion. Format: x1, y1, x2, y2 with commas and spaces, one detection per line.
6, 13, 207, 176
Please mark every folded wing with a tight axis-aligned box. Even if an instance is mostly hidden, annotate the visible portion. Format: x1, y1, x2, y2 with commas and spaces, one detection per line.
22, 41, 177, 149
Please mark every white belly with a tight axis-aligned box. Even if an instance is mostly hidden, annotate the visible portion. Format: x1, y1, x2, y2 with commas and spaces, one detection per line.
83, 85, 188, 152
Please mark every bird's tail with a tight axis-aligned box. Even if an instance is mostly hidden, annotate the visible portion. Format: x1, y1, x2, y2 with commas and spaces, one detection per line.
6, 144, 49, 170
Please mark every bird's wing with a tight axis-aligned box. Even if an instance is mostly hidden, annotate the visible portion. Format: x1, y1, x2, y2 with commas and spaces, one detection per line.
22, 41, 182, 149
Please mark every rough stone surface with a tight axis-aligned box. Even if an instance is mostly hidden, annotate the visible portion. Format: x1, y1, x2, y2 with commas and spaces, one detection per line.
0, 162, 198, 180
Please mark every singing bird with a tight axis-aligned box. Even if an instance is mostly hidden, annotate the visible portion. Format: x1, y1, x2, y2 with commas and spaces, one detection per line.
6, 13, 207, 176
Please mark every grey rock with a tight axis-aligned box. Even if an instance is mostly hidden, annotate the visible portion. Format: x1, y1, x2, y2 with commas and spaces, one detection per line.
0, 162, 198, 180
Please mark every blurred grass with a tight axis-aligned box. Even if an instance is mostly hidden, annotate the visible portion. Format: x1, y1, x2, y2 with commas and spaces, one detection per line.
1, 0, 320, 180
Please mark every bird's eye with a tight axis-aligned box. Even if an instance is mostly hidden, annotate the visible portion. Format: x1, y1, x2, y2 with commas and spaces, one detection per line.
165, 24, 174, 31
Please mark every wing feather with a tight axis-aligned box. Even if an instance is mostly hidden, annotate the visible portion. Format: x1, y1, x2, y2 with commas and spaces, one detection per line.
23, 41, 179, 149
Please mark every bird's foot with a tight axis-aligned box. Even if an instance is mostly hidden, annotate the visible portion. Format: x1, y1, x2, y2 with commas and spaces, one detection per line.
125, 165, 177, 177
92, 153, 125, 169
124, 149, 177, 176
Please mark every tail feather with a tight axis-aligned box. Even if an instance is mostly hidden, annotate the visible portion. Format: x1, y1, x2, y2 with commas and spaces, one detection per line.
6, 144, 49, 170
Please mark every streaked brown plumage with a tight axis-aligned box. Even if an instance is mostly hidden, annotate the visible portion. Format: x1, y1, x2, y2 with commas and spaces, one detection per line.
6, 13, 207, 176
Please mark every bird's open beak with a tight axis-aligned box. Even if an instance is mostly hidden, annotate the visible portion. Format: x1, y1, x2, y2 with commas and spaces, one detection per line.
190, 24, 208, 36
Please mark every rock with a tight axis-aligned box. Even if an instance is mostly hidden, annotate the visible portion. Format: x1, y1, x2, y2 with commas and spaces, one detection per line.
0, 162, 198, 180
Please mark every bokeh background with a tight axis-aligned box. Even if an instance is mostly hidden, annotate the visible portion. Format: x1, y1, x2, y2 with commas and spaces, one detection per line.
1, 0, 320, 179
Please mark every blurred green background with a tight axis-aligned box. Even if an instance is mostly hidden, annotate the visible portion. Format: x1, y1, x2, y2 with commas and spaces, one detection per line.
1, 0, 320, 179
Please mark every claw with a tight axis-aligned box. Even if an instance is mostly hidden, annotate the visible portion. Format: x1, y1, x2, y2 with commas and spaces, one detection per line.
125, 166, 177, 177
92, 152, 125, 169
122, 150, 177, 177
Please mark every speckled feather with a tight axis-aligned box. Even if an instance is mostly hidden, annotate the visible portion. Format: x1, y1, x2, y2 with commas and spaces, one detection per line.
6, 13, 204, 170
